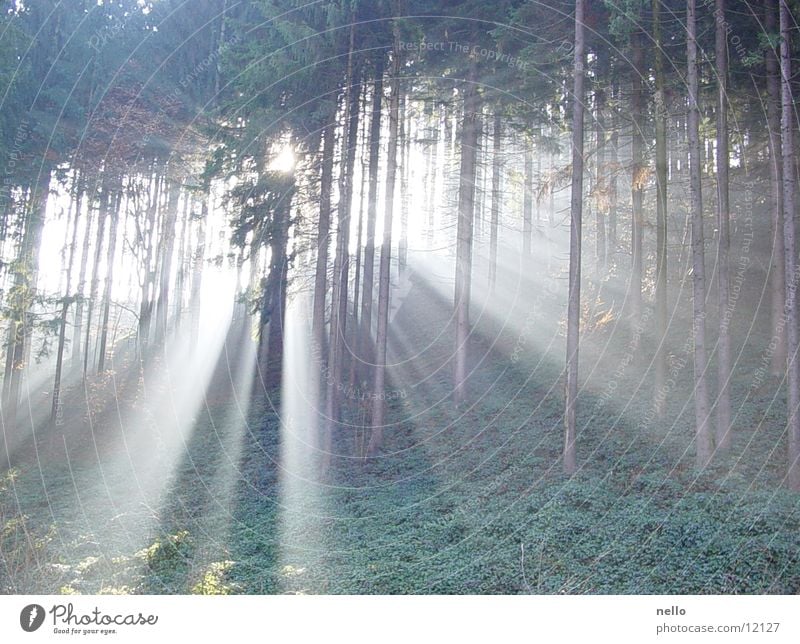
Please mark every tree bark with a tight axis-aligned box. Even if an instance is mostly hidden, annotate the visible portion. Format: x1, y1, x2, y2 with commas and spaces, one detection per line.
688, 0, 713, 468
715, 0, 732, 450
766, 0, 786, 377
523, 143, 533, 256
369, 28, 402, 453
312, 122, 336, 360
97, 185, 122, 373
453, 61, 480, 408
630, 29, 644, 339
489, 112, 502, 292
564, 0, 585, 475
51, 171, 84, 422
358, 56, 384, 374
654, 0, 668, 416
779, 0, 800, 490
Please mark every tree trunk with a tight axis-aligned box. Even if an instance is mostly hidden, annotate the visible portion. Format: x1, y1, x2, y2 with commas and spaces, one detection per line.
3, 170, 50, 428
263, 187, 293, 387
51, 171, 84, 422
595, 81, 607, 269
489, 112, 502, 292
83, 180, 109, 378
523, 143, 533, 256
154, 177, 181, 346
358, 56, 384, 373
630, 29, 644, 338
715, 0, 732, 450
325, 22, 360, 427
399, 92, 410, 276
766, 0, 786, 377
688, 0, 713, 468
654, 0, 668, 417
564, 0, 585, 475
312, 122, 336, 359
189, 190, 208, 347
369, 27, 402, 453
453, 62, 480, 408
780, 0, 800, 490
71, 177, 95, 370
98, 185, 122, 373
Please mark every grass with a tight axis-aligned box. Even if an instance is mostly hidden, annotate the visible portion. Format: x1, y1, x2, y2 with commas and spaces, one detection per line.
2, 268, 800, 594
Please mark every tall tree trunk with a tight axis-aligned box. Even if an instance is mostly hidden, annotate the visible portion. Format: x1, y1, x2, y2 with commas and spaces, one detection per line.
399, 92, 410, 276
325, 22, 360, 427
453, 61, 480, 408
173, 191, 191, 328
312, 123, 336, 358
780, 0, 800, 490
262, 186, 293, 387
71, 178, 95, 370
189, 190, 208, 347
766, 0, 786, 377
654, 0, 669, 416
83, 178, 110, 378
564, 0, 585, 475
630, 29, 644, 338
595, 81, 607, 269
98, 186, 122, 373
350, 100, 370, 388
489, 111, 502, 292
3, 169, 50, 428
51, 171, 84, 422
359, 56, 384, 372
715, 0, 732, 450
523, 143, 533, 256
369, 27, 402, 453
138, 169, 161, 356
155, 177, 181, 346
688, 0, 713, 468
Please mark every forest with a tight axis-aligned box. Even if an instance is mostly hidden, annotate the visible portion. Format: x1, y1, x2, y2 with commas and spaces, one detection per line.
1, 0, 800, 595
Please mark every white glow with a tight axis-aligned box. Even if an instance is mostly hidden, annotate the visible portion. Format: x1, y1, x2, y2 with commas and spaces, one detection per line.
268, 146, 296, 174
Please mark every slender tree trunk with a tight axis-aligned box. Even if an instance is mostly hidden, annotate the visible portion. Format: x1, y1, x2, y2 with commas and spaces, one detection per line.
263, 185, 293, 387
453, 61, 480, 408
325, 22, 360, 426
312, 123, 336, 359
595, 81, 607, 269
189, 191, 208, 347
564, 0, 585, 475
174, 191, 191, 328
359, 57, 384, 371
523, 144, 533, 256
98, 187, 122, 373
399, 92, 410, 276
715, 0, 732, 450
654, 0, 668, 416
369, 27, 402, 453
780, 0, 800, 490
688, 0, 713, 468
138, 169, 161, 355
71, 178, 95, 370
155, 178, 181, 346
4, 170, 50, 428
608, 92, 618, 255
766, 0, 786, 377
630, 29, 644, 337
349, 101, 369, 388
51, 171, 84, 422
489, 112, 502, 292
83, 179, 109, 378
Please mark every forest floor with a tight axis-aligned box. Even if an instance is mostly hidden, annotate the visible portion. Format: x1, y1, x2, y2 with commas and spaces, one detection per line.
2, 257, 800, 594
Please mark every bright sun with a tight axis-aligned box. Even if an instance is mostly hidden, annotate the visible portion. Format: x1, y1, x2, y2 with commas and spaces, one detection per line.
268, 145, 296, 174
